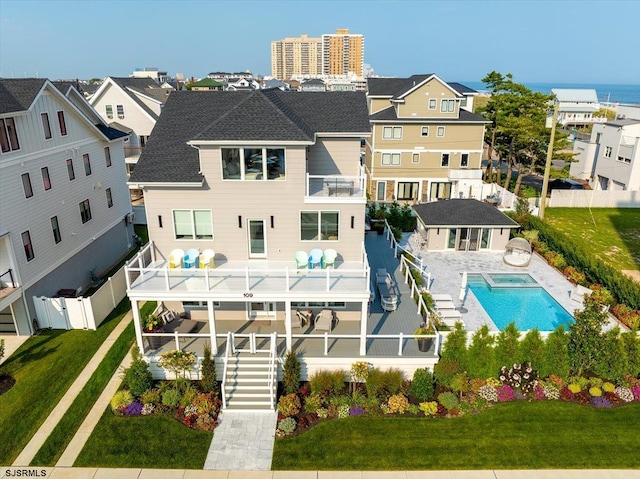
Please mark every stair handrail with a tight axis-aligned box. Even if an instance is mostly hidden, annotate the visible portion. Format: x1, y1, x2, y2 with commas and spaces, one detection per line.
221, 331, 232, 409
267, 332, 277, 410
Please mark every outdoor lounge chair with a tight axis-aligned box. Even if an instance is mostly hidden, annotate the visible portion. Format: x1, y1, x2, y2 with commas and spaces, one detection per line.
435, 300, 457, 311
322, 248, 337, 268
184, 249, 199, 268
295, 309, 312, 328
309, 248, 323, 269
168, 248, 185, 268
430, 293, 453, 302
199, 249, 215, 268
570, 284, 592, 303
437, 309, 463, 319
314, 309, 334, 331
376, 268, 397, 312
294, 251, 309, 270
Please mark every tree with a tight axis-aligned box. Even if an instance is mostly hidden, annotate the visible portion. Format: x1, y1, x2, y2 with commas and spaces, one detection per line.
518, 328, 545, 368
439, 322, 468, 370
200, 342, 217, 393
123, 346, 153, 397
282, 349, 301, 395
568, 296, 608, 376
594, 327, 628, 382
494, 322, 521, 370
541, 325, 570, 379
466, 325, 495, 379
621, 330, 640, 377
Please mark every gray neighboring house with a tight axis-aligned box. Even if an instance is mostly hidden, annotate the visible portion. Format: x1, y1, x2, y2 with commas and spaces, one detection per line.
413, 199, 519, 252
0, 78, 132, 335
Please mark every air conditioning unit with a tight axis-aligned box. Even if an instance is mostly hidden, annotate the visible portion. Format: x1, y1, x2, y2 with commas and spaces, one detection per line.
126, 212, 135, 224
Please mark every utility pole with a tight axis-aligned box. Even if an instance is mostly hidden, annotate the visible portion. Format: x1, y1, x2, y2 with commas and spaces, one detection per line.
539, 100, 559, 219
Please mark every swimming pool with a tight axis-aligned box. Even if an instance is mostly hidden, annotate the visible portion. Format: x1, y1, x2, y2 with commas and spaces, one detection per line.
467, 273, 574, 331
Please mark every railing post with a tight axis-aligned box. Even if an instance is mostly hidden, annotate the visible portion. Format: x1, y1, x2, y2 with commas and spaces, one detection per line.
306, 173, 310, 197
164, 268, 170, 291
435, 333, 441, 355
174, 332, 180, 350
245, 267, 250, 291
285, 267, 290, 291
231, 332, 236, 354
125, 269, 131, 290
326, 269, 330, 292
251, 333, 256, 354
398, 332, 403, 356
205, 268, 210, 291
324, 332, 328, 356
426, 272, 431, 291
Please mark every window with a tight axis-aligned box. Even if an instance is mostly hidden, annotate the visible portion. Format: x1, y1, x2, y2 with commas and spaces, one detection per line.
104, 147, 111, 167
22, 173, 33, 198
22, 231, 34, 261
382, 126, 402, 139
421, 126, 429, 137
292, 301, 346, 309
83, 154, 91, 176
57, 111, 67, 136
604, 146, 612, 158
41, 113, 52, 139
106, 188, 113, 208
447, 229, 457, 249
0, 118, 20, 153
397, 182, 419, 200
376, 181, 386, 201
173, 210, 213, 240
41, 167, 51, 190
440, 99, 455, 112
221, 147, 285, 181
79, 199, 92, 223
428, 98, 437, 110
300, 211, 339, 241
116, 105, 125, 119
437, 126, 445, 137
460, 97, 468, 108
51, 216, 62, 244
105, 105, 113, 119
412, 153, 420, 164
441, 153, 450, 167
381, 153, 400, 165
461, 153, 469, 168
66, 158, 75, 180
481, 228, 492, 249
430, 182, 451, 200
618, 155, 631, 164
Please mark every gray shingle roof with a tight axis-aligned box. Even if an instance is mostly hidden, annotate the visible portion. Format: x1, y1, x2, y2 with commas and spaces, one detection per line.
447, 82, 477, 94
130, 90, 370, 183
413, 199, 519, 227
370, 105, 488, 123
367, 75, 476, 99
0, 78, 46, 114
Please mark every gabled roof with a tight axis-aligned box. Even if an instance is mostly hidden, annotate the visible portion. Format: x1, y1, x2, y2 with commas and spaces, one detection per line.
367, 75, 476, 99
95, 77, 169, 121
130, 90, 370, 184
0, 78, 47, 114
370, 105, 488, 123
552, 89, 598, 103
95, 124, 129, 140
413, 199, 519, 227
52, 80, 84, 96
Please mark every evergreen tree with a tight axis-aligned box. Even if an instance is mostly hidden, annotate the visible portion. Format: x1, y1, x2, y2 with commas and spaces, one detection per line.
466, 325, 496, 379
494, 322, 521, 371
594, 328, 628, 382
200, 342, 217, 393
621, 330, 640, 377
519, 328, 545, 368
124, 346, 153, 397
541, 326, 570, 379
282, 349, 301, 395
439, 322, 468, 370
568, 296, 607, 376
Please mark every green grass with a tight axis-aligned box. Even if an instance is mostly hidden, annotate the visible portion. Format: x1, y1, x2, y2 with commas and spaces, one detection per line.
545, 208, 640, 271
74, 410, 213, 469
273, 402, 640, 470
0, 298, 131, 465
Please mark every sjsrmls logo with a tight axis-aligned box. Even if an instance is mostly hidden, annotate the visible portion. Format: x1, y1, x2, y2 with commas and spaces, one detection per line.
4, 470, 48, 477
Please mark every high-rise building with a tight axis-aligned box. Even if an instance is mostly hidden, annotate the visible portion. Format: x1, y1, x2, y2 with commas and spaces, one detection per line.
270, 34, 322, 79
322, 29, 364, 76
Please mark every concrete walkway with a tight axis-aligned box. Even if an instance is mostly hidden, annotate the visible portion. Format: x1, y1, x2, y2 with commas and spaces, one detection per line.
12, 311, 132, 466
204, 411, 278, 471
2, 468, 639, 478
0, 334, 29, 366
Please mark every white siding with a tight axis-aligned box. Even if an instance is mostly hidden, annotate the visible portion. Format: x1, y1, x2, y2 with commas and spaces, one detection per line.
90, 81, 157, 137
307, 138, 361, 176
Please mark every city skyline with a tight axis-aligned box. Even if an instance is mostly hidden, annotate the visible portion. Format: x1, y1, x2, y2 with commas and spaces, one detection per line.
1, 0, 639, 85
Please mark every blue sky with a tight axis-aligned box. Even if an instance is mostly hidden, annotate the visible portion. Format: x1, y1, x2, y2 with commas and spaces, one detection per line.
1, 0, 639, 84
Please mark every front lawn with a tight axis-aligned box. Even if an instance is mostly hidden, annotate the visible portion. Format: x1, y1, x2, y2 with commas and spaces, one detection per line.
0, 299, 129, 465
73, 409, 213, 469
545, 208, 640, 272
273, 401, 640, 470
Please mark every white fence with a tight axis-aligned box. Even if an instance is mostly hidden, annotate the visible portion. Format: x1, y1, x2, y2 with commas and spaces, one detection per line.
549, 190, 640, 208
477, 183, 517, 210
33, 266, 127, 330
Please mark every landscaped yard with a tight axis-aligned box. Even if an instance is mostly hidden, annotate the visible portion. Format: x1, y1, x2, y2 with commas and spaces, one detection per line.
0, 299, 129, 465
545, 208, 640, 273
272, 401, 640, 470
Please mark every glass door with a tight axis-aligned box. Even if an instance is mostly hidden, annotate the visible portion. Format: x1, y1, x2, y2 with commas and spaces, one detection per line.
248, 302, 276, 319
468, 228, 480, 251
248, 219, 266, 258
456, 228, 469, 251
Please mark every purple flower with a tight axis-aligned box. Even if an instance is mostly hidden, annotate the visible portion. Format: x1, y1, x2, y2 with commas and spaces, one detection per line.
125, 401, 143, 416
632, 386, 640, 401
591, 396, 612, 408
497, 384, 515, 402
349, 407, 365, 416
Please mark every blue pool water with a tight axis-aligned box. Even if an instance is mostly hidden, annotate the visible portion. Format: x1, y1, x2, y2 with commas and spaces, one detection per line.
468, 274, 574, 331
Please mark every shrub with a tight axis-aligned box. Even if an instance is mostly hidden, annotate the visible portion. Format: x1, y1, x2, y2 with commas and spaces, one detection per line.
563, 266, 586, 285
544, 251, 566, 270
200, 342, 217, 393
365, 368, 404, 400
433, 359, 461, 389
387, 394, 409, 414
496, 384, 515, 402
277, 393, 301, 417
179, 384, 197, 408
615, 386, 634, 403
494, 323, 521, 370
409, 268, 423, 288
543, 383, 560, 400
568, 383, 581, 394
283, 350, 301, 395
196, 413, 217, 431
277, 417, 297, 436
589, 387, 602, 397
124, 401, 143, 416
622, 332, 640, 377
478, 385, 498, 402
304, 393, 322, 414
158, 350, 196, 378
593, 327, 628, 382
569, 297, 608, 376
603, 382, 616, 393
419, 401, 438, 416
588, 284, 615, 307
391, 225, 403, 242
140, 388, 161, 406
309, 369, 346, 397
469, 378, 486, 393
161, 388, 181, 408
466, 325, 496, 379
591, 396, 612, 408
110, 390, 134, 414
439, 323, 468, 367
410, 368, 434, 401
612, 304, 640, 330
519, 329, 545, 368
589, 377, 603, 388
192, 392, 218, 415
437, 391, 459, 411
123, 346, 153, 397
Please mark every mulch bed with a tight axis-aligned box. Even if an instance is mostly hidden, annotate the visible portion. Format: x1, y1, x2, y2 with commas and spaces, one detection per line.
0, 374, 16, 395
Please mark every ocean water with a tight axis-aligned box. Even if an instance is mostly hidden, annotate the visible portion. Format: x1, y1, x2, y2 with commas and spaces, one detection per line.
463, 81, 640, 105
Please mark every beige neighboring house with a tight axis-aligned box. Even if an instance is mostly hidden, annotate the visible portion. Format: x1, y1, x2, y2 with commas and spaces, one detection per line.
365, 74, 488, 204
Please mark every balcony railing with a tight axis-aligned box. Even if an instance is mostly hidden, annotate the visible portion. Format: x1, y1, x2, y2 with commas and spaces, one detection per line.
124, 147, 143, 159
305, 165, 366, 201
0, 269, 15, 289
448, 168, 483, 180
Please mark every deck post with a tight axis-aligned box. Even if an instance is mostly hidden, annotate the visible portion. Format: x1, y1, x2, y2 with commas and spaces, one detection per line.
324, 333, 328, 356
208, 300, 217, 354
284, 300, 292, 352
174, 331, 180, 350
359, 300, 368, 355
131, 299, 144, 353
164, 268, 169, 291
398, 332, 403, 356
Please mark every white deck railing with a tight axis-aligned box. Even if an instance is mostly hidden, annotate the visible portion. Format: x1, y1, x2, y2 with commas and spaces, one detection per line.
220, 331, 232, 410
306, 165, 366, 200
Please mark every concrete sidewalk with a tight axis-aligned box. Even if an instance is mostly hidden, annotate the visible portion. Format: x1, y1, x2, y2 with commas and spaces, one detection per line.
1, 468, 639, 478
12, 311, 133, 466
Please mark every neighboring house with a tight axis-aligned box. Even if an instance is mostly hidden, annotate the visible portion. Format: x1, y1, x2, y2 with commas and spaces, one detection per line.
413, 199, 518, 252
0, 78, 132, 335
548, 89, 605, 128
300, 78, 326, 92
262, 79, 290, 91
225, 77, 260, 91
125, 89, 373, 392
570, 119, 640, 190
131, 67, 171, 84
365, 74, 488, 203
207, 71, 254, 81
190, 78, 224, 91
89, 77, 173, 205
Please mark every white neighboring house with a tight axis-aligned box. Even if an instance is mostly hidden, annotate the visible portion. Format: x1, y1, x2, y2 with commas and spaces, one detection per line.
548, 89, 606, 128
89, 77, 173, 206
0, 79, 133, 335
570, 119, 640, 190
